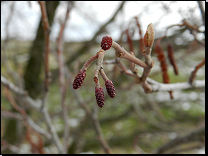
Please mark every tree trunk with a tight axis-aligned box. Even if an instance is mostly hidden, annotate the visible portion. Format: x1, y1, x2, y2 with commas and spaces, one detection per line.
24, 1, 59, 99
2, 2, 59, 154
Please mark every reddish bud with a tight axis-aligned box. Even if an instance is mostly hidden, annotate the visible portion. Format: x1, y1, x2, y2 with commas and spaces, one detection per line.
73, 70, 86, 89
95, 87, 105, 108
101, 35, 113, 51
105, 80, 116, 98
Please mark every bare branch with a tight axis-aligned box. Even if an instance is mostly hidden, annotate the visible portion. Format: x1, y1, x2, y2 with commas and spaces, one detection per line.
66, 68, 113, 154
1, 75, 41, 111
112, 41, 147, 68
56, 1, 74, 152
2, 87, 52, 140
1, 140, 25, 154
41, 107, 65, 154
189, 58, 205, 84
38, 1, 51, 109
153, 126, 205, 154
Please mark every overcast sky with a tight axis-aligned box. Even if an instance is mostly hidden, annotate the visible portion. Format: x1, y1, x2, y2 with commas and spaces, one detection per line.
1, 1, 205, 42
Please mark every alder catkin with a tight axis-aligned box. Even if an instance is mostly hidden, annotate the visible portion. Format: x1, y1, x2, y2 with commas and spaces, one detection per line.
105, 80, 116, 98
101, 35, 113, 51
95, 87, 105, 108
155, 38, 173, 99
73, 70, 86, 89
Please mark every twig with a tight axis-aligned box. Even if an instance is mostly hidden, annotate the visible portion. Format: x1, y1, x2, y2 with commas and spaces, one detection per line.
1, 140, 24, 154
65, 1, 126, 67
1, 110, 23, 121
66, 68, 113, 154
102, 61, 205, 92
189, 58, 205, 85
125, 28, 136, 71
2, 78, 63, 153
133, 135, 146, 154
56, 1, 73, 152
153, 126, 205, 154
81, 53, 99, 72
2, 88, 51, 140
38, 2, 64, 153
112, 41, 147, 68
38, 1, 51, 109
134, 17, 144, 56
41, 107, 65, 153
1, 75, 41, 111
1, 2, 23, 87
151, 79, 205, 92
26, 127, 45, 154
171, 142, 204, 154
92, 106, 113, 154
165, 23, 185, 37
94, 49, 105, 89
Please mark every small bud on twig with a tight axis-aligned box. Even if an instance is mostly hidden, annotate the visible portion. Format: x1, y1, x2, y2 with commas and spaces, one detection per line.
143, 23, 155, 48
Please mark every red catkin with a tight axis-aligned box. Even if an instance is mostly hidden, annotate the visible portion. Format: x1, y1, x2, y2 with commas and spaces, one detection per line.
95, 87, 105, 108
73, 70, 86, 89
105, 80, 116, 98
101, 35, 113, 51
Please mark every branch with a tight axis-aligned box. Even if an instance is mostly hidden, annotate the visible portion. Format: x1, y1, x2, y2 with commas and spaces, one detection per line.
189, 58, 205, 84
103, 60, 205, 92
153, 126, 205, 154
66, 68, 112, 154
65, 1, 126, 67
2, 84, 51, 140
150, 79, 205, 92
41, 107, 65, 153
1, 140, 24, 154
112, 41, 147, 68
38, 1, 51, 108
1, 75, 41, 111
1, 75, 64, 153
56, 1, 74, 152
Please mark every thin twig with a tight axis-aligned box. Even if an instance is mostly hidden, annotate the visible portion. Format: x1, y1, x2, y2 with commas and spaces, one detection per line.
1, 75, 41, 111
103, 61, 205, 92
65, 1, 126, 67
153, 126, 205, 154
1, 2, 23, 87
112, 41, 147, 68
94, 49, 105, 88
38, 2, 64, 153
66, 67, 113, 154
38, 1, 51, 109
133, 135, 146, 154
1, 140, 24, 154
2, 87, 52, 140
56, 1, 73, 152
41, 107, 65, 154
189, 58, 205, 85
134, 16, 144, 56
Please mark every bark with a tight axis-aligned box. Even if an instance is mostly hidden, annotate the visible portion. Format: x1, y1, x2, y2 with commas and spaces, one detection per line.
24, 1, 59, 99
